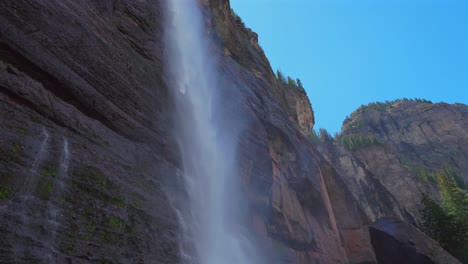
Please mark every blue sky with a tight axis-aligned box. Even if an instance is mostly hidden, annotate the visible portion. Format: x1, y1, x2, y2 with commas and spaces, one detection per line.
230, 0, 468, 133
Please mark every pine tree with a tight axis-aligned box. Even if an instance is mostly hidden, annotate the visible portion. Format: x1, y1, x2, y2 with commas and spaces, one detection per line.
420, 171, 468, 262
437, 171, 468, 227
276, 70, 285, 84
296, 78, 304, 90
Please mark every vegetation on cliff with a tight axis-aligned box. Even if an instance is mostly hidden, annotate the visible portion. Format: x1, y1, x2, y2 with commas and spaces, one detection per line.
421, 169, 468, 263
275, 70, 305, 92
340, 134, 382, 151
341, 98, 434, 131
230, 8, 245, 28
354, 98, 433, 114
310, 127, 383, 152
310, 128, 335, 143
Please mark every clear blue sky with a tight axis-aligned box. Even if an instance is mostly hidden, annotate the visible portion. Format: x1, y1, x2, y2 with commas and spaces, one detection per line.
230, 0, 468, 134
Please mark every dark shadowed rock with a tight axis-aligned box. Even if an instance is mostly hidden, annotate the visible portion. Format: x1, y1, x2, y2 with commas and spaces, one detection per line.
369, 217, 461, 264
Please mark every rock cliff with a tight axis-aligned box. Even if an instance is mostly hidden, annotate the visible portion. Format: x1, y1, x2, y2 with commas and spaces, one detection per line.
316, 99, 467, 263
0, 0, 465, 264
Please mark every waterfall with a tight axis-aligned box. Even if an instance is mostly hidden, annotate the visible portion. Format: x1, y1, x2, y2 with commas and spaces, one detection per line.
164, 1, 265, 263
23, 127, 50, 195
46, 138, 70, 263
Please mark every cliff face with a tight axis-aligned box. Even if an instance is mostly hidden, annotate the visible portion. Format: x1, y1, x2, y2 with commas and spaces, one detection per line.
317, 100, 467, 263
0, 0, 465, 264
321, 100, 467, 224
0, 1, 181, 263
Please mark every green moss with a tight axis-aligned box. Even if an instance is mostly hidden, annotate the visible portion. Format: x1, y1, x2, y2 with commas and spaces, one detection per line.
108, 215, 125, 230
40, 163, 58, 178
17, 127, 28, 135
3, 141, 24, 164
30, 115, 40, 123
37, 179, 54, 200
129, 193, 145, 208
70, 166, 130, 208
61, 233, 77, 253
36, 163, 58, 200
58, 165, 137, 252
0, 187, 12, 201
0, 172, 15, 190
73, 166, 113, 190
57, 198, 66, 207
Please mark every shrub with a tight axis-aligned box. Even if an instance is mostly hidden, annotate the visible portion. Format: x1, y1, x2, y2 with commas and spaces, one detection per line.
296, 78, 304, 90
340, 134, 382, 150
230, 8, 245, 28
402, 162, 437, 183
355, 98, 433, 114
276, 70, 285, 83
319, 128, 333, 142
310, 129, 320, 143
342, 120, 364, 131
310, 129, 334, 143
275, 70, 305, 92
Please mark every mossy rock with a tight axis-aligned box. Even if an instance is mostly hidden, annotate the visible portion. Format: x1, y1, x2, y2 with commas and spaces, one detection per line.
39, 162, 58, 178
0, 186, 12, 201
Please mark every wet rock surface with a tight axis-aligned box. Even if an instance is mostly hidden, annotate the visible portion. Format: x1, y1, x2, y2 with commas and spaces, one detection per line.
0, 0, 179, 263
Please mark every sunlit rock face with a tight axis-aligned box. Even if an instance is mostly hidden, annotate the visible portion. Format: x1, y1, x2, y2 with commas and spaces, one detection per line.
319, 100, 468, 226
316, 101, 468, 264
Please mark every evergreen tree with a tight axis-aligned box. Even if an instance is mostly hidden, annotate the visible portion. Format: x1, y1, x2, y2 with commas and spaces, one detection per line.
421, 195, 461, 249
287, 76, 296, 87
319, 128, 332, 142
437, 171, 468, 227
296, 78, 304, 90
276, 70, 285, 84
420, 171, 468, 262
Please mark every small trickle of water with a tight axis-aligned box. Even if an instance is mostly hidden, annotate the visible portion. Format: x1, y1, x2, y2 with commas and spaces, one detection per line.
23, 127, 50, 195
46, 138, 71, 263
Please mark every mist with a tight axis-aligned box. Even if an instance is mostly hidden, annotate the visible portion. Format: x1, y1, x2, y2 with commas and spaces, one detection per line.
163, 0, 267, 263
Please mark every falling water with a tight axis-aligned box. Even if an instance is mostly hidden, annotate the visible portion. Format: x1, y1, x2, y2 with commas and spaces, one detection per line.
46, 138, 70, 263
23, 127, 50, 195
165, 1, 265, 264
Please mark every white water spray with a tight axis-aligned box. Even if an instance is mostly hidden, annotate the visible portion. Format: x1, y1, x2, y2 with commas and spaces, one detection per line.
165, 1, 265, 264
23, 127, 50, 195
46, 138, 70, 264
